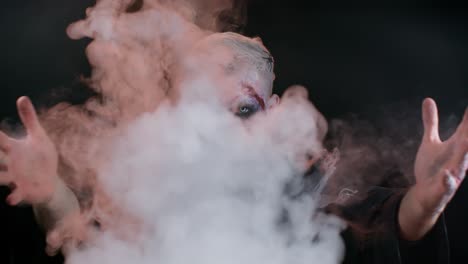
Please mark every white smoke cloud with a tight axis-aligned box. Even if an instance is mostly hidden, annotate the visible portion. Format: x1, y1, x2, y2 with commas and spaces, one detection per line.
36, 0, 346, 263
65, 84, 345, 264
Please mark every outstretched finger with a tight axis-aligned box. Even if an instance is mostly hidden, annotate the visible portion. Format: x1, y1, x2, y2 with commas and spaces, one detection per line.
66, 20, 92, 40
17, 96, 41, 135
7, 189, 23, 206
450, 139, 468, 182
46, 229, 64, 256
422, 98, 440, 142
455, 107, 468, 139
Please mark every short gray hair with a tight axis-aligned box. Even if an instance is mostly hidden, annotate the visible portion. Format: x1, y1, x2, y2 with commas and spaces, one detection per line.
218, 32, 274, 73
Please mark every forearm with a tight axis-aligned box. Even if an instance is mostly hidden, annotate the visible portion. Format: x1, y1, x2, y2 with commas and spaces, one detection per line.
398, 186, 440, 241
33, 177, 80, 232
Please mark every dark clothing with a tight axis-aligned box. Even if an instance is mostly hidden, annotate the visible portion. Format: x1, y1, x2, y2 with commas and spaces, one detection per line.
325, 186, 450, 264
0, 186, 450, 264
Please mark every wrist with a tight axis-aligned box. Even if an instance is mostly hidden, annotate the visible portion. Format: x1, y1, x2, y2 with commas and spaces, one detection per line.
33, 176, 80, 231
398, 186, 441, 241
35, 176, 62, 208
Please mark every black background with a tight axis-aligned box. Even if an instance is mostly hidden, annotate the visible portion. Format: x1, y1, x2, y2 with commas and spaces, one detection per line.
0, 1, 467, 263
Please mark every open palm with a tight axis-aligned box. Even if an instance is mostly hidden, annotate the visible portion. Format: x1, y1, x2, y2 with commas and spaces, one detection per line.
0, 97, 59, 205
413, 98, 468, 215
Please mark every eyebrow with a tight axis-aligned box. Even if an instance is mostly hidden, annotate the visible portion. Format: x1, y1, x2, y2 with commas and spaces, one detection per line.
251, 91, 265, 111
242, 84, 266, 111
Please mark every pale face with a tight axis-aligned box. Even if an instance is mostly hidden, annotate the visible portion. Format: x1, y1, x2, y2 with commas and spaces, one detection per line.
178, 34, 279, 119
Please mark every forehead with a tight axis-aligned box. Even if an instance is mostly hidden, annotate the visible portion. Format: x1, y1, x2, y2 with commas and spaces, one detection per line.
193, 34, 271, 62
191, 39, 235, 64
182, 33, 275, 97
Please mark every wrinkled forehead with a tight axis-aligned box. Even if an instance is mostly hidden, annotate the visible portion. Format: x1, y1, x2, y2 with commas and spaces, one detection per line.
180, 33, 275, 98
191, 33, 274, 70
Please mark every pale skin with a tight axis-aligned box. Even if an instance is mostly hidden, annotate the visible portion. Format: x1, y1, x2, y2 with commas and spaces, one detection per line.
0, 96, 81, 255
0, 44, 467, 253
399, 98, 468, 240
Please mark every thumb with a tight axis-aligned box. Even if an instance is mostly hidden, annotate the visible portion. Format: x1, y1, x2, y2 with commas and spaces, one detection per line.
422, 98, 440, 142
17, 96, 42, 135
45, 229, 63, 256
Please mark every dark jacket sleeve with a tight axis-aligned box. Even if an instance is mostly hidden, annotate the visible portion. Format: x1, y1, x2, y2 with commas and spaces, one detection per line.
324, 186, 450, 264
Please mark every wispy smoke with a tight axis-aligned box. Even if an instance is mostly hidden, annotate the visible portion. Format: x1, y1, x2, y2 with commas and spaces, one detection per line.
324, 100, 464, 197
40, 0, 209, 210
32, 0, 345, 263
65, 85, 344, 264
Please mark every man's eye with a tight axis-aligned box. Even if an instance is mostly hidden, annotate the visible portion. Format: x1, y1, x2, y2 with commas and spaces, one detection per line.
235, 105, 257, 119
240, 106, 250, 114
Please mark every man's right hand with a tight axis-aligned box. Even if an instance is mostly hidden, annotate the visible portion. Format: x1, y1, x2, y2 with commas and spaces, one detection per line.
0, 96, 59, 206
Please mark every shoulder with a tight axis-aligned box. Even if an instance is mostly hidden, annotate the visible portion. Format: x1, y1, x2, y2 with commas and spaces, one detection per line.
323, 186, 406, 228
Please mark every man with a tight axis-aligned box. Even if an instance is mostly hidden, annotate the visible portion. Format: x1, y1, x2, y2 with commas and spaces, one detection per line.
0, 32, 467, 263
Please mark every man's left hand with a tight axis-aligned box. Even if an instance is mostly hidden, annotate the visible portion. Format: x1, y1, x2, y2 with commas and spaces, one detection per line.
399, 98, 467, 240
